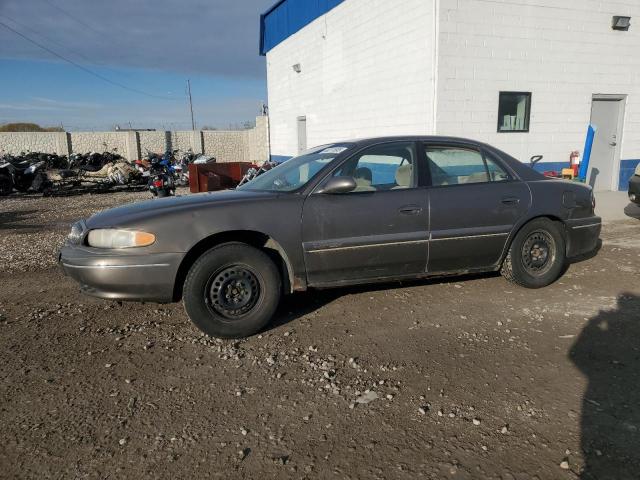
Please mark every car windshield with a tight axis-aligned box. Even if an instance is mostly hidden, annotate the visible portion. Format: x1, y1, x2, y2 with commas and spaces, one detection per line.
237, 144, 353, 192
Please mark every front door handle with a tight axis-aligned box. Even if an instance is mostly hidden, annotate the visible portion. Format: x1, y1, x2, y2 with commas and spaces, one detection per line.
610, 142, 617, 147
501, 196, 520, 205
399, 205, 422, 215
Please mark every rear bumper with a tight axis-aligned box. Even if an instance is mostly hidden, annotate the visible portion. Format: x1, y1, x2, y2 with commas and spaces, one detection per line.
565, 216, 602, 259
629, 175, 640, 204
59, 245, 182, 302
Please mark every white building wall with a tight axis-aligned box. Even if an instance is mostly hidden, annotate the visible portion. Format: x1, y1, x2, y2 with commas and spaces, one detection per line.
266, 0, 435, 158
435, 0, 640, 167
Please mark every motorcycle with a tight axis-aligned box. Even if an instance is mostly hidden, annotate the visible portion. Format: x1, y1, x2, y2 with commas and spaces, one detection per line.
237, 159, 279, 187
148, 151, 176, 197
173, 149, 197, 187
0, 156, 50, 196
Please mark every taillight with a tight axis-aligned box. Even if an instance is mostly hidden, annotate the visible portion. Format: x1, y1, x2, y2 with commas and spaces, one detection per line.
153, 180, 163, 188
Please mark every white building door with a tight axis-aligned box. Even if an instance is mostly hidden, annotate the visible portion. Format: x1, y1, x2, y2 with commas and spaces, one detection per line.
297, 116, 307, 154
589, 96, 625, 191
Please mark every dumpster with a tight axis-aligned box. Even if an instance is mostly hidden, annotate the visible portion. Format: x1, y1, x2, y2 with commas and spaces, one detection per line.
189, 162, 254, 193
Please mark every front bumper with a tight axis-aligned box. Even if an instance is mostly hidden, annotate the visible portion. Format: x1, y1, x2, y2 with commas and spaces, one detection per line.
629, 175, 640, 204
59, 245, 183, 303
565, 216, 602, 259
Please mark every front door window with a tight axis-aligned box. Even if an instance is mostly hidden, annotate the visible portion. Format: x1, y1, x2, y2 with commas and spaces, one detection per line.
332, 142, 417, 192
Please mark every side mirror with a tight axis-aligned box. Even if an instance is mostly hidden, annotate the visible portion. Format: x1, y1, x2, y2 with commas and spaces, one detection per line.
317, 176, 357, 194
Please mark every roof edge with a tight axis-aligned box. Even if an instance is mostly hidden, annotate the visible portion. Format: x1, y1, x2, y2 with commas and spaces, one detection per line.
259, 0, 345, 56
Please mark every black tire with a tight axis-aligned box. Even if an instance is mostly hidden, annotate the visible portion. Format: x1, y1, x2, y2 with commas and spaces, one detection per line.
183, 243, 281, 338
0, 173, 12, 196
156, 189, 169, 198
501, 218, 566, 289
13, 179, 30, 192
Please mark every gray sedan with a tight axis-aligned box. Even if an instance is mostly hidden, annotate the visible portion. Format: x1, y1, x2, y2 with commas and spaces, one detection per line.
59, 137, 601, 338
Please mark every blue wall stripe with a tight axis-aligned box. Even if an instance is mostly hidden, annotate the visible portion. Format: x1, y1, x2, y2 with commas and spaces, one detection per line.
530, 162, 568, 174
260, 0, 345, 55
268, 155, 639, 190
492, 160, 640, 191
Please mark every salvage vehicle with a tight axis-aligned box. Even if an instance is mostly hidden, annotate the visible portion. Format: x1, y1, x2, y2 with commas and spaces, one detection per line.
59, 136, 602, 338
629, 163, 640, 204
0, 156, 49, 195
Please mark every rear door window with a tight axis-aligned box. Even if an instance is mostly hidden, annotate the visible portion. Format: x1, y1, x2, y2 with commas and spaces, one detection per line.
425, 146, 510, 186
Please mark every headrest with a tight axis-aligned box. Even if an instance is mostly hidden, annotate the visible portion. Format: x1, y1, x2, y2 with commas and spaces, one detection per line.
355, 167, 372, 181
395, 164, 412, 187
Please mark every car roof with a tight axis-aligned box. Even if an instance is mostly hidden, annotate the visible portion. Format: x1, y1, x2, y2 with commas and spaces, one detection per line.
334, 136, 544, 182
344, 136, 487, 147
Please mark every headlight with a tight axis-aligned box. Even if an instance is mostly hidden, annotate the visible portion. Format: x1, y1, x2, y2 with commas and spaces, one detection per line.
67, 221, 85, 245
87, 229, 156, 249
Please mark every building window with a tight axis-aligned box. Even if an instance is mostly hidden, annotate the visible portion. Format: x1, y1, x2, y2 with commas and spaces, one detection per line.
497, 92, 531, 132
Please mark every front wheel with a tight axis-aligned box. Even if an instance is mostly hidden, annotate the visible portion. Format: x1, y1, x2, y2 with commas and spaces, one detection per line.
183, 243, 281, 338
0, 173, 13, 196
501, 218, 566, 289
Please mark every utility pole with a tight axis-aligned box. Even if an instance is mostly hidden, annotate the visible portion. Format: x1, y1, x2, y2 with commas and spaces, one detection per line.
187, 79, 196, 131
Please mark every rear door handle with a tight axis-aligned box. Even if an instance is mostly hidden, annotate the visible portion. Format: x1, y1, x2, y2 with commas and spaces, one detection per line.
399, 205, 423, 215
501, 196, 520, 205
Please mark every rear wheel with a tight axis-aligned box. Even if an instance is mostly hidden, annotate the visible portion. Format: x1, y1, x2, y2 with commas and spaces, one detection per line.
501, 218, 566, 288
0, 173, 13, 196
183, 243, 281, 338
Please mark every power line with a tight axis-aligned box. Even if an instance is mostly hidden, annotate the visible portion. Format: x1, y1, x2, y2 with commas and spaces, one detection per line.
42, 0, 104, 37
0, 20, 176, 101
0, 14, 118, 74
41, 0, 133, 54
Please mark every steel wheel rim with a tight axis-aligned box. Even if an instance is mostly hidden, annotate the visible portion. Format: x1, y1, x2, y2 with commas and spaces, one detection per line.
206, 265, 261, 319
521, 230, 555, 276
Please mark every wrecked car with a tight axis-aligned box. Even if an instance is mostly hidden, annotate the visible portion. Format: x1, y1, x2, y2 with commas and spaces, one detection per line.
59, 136, 601, 338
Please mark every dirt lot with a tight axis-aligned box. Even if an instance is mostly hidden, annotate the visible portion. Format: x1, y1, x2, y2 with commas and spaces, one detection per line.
1, 191, 639, 480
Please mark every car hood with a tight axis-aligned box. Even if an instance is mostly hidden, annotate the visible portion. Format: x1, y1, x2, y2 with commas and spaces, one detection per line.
85, 189, 280, 228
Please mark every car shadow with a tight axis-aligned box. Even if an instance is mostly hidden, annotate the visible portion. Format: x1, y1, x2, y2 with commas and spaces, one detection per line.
266, 272, 499, 333
624, 202, 640, 220
569, 293, 640, 479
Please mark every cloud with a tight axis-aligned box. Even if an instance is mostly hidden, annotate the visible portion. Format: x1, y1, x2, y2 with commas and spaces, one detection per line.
30, 97, 104, 109
0, 103, 59, 111
0, 0, 275, 78
0, 97, 103, 111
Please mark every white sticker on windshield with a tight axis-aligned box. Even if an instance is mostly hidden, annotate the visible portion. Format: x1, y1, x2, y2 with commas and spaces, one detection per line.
320, 147, 348, 154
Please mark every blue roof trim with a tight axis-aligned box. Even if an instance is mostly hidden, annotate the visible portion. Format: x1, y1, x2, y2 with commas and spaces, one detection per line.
260, 0, 345, 55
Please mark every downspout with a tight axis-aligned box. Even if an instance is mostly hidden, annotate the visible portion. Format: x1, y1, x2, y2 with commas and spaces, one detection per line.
432, 0, 440, 135
265, 55, 273, 164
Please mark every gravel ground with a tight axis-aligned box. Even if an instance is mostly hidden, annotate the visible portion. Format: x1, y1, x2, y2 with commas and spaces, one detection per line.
1, 192, 639, 479
0, 188, 189, 273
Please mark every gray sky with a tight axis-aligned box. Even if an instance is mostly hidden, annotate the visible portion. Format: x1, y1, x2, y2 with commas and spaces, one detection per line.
0, 0, 275, 77
0, 0, 277, 129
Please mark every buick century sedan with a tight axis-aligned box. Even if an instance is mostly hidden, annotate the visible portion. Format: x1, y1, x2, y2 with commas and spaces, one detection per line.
60, 137, 601, 338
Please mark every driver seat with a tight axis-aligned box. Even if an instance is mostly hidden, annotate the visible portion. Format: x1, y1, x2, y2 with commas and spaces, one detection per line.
392, 164, 413, 189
